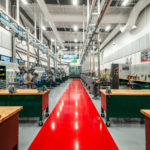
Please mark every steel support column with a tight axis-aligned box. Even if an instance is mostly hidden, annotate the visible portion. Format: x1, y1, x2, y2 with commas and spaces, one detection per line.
12, 37, 16, 63
16, 0, 19, 23
37, 48, 40, 65
47, 41, 50, 76
40, 14, 43, 42
5, 0, 9, 14
27, 29, 31, 83
93, 49, 95, 73
90, 49, 92, 75
34, 12, 37, 38
98, 35, 101, 79
55, 40, 57, 69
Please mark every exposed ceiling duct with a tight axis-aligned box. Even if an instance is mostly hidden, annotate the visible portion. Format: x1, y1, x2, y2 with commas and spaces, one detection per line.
120, 0, 150, 33
36, 0, 65, 49
99, 0, 150, 53
101, 24, 123, 50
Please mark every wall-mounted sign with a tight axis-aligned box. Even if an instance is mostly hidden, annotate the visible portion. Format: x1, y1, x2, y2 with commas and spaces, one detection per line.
141, 49, 150, 63
1, 56, 11, 62
63, 55, 78, 63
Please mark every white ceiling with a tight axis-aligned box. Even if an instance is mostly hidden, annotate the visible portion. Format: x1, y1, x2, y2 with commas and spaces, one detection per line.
20, 0, 139, 53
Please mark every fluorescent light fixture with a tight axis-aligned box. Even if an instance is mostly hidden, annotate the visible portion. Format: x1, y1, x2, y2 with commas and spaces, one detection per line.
74, 39, 78, 43
21, 0, 28, 5
42, 26, 46, 31
105, 25, 111, 32
51, 38, 55, 42
73, 25, 78, 31
98, 39, 102, 42
57, 46, 60, 49
75, 46, 78, 49
122, 0, 129, 6
112, 42, 116, 45
73, 0, 78, 6
132, 25, 137, 30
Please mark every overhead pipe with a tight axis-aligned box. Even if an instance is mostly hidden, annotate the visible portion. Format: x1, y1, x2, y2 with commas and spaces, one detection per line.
87, 0, 90, 23
81, 0, 112, 64
16, 0, 19, 23
120, 0, 150, 33
92, 0, 112, 37
84, 0, 97, 43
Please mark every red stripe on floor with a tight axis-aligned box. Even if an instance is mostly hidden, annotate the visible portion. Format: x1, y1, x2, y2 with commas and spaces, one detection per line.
28, 79, 118, 150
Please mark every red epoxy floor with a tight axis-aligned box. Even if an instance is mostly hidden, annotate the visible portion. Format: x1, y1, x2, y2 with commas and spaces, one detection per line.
29, 79, 119, 150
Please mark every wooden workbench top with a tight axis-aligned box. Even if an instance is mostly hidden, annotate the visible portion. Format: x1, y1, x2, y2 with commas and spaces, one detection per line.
140, 110, 150, 118
0, 106, 23, 124
119, 78, 128, 80
0, 89, 50, 95
100, 89, 150, 96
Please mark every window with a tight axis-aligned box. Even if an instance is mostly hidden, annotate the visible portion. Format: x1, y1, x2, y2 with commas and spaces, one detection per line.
1, 55, 11, 62
16, 59, 19, 64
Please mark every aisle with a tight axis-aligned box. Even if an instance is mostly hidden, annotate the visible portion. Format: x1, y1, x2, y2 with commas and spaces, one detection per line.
28, 79, 118, 150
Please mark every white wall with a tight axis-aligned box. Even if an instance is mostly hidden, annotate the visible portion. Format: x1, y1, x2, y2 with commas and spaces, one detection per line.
101, 5, 150, 71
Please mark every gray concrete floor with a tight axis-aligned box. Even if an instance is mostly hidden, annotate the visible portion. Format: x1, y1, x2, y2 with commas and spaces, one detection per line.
19, 79, 145, 150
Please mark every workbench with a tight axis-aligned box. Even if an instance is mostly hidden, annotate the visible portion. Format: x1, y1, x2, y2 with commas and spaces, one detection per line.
0, 89, 50, 126
100, 89, 150, 127
0, 106, 23, 150
141, 110, 150, 150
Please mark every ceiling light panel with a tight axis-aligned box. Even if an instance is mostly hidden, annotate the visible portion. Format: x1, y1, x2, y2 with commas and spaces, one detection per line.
21, 0, 28, 5
73, 25, 78, 31
105, 25, 111, 32
74, 39, 78, 43
73, 0, 78, 6
122, 0, 130, 6
42, 26, 46, 31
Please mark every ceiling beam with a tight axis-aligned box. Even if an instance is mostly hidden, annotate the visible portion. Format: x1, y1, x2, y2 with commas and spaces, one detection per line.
36, 0, 65, 49
49, 13, 128, 24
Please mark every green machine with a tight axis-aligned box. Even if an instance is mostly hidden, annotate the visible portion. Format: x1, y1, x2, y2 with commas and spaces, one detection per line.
0, 65, 6, 89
